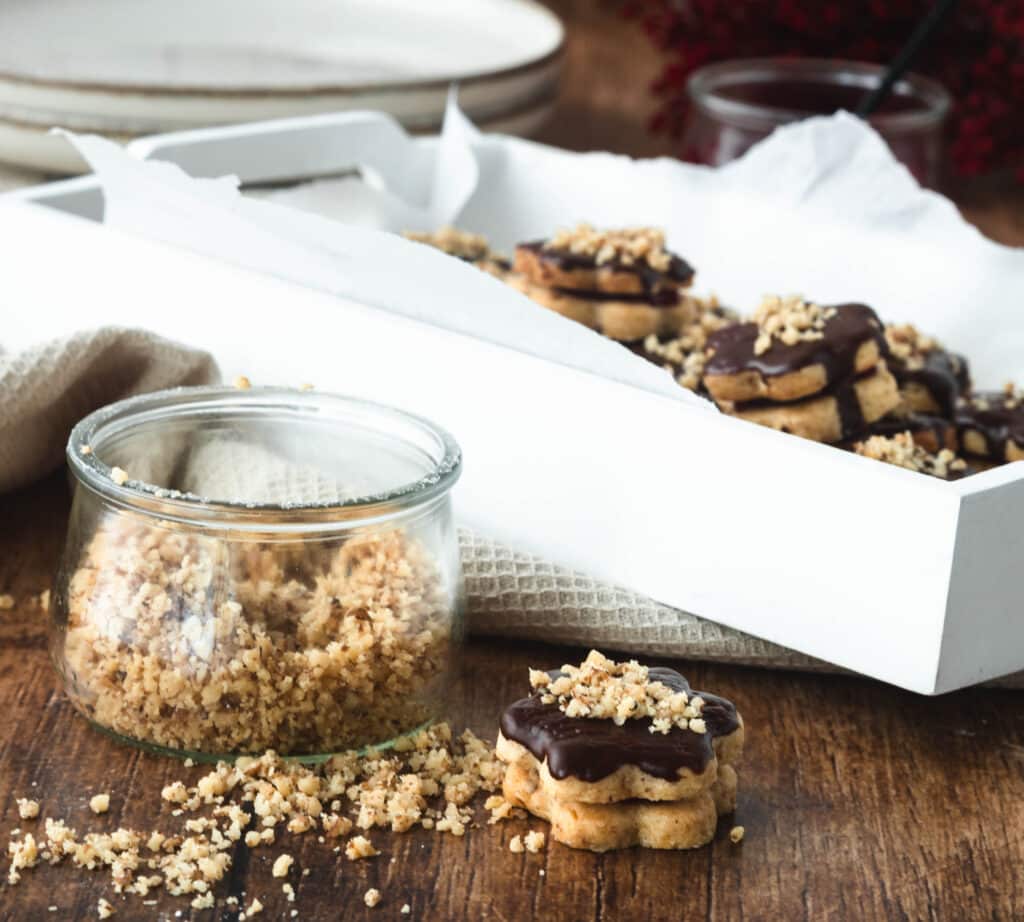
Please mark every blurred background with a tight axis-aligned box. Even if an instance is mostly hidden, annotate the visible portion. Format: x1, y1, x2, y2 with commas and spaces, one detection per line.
0, 0, 1020, 241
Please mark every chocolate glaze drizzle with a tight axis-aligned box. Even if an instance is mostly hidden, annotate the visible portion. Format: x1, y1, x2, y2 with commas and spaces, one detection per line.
862, 412, 954, 451
734, 366, 881, 442
890, 349, 970, 419
956, 392, 1024, 459
519, 241, 695, 293
499, 667, 739, 783
705, 303, 886, 386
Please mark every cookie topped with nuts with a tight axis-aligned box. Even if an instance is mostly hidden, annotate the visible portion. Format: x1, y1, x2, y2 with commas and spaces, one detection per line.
496, 651, 744, 852
514, 225, 695, 296
956, 385, 1024, 465
704, 297, 888, 404
853, 432, 970, 480
885, 323, 970, 418
496, 651, 742, 798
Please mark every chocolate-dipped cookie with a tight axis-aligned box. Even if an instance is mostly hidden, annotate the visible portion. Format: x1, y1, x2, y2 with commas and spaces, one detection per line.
514, 225, 695, 296
496, 652, 743, 852
507, 274, 699, 341
723, 363, 901, 444
703, 297, 888, 404
956, 387, 1024, 464
885, 323, 970, 418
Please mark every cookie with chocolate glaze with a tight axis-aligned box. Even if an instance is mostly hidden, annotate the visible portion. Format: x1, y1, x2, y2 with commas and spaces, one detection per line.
514, 225, 695, 296
724, 362, 901, 444
498, 666, 743, 805
885, 323, 970, 418
508, 274, 699, 341
704, 298, 887, 404
956, 388, 1024, 464
502, 761, 726, 852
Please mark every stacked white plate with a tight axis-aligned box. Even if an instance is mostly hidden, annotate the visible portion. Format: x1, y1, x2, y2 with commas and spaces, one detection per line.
0, 0, 563, 173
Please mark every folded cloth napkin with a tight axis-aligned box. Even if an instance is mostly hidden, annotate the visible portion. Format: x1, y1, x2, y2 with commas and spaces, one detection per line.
0, 327, 218, 493
4, 327, 1021, 688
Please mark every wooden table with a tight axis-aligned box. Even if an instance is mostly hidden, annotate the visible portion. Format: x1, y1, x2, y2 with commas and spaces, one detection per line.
3, 4, 1024, 920
3, 476, 1024, 922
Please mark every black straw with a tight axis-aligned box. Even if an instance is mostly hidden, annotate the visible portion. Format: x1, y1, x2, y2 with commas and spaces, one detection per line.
855, 0, 958, 117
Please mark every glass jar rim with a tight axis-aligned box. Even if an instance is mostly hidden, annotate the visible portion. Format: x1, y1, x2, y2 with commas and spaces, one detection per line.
67, 386, 462, 531
687, 57, 951, 134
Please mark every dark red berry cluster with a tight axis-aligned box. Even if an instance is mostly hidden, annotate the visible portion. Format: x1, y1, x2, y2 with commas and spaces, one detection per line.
624, 0, 1024, 177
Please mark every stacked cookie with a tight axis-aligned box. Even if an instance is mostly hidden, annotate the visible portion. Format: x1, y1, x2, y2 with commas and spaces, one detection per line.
496, 651, 744, 852
703, 295, 901, 443
509, 225, 700, 341
955, 385, 1024, 469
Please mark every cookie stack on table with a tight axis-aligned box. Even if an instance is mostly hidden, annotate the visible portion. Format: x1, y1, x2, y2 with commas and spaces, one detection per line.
496, 651, 744, 852
507, 225, 701, 343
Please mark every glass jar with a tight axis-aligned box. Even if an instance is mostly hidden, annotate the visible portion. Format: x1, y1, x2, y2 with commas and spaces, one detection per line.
682, 58, 951, 187
50, 386, 463, 762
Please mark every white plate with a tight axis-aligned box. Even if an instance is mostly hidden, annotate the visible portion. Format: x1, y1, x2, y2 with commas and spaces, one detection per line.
0, 0, 562, 171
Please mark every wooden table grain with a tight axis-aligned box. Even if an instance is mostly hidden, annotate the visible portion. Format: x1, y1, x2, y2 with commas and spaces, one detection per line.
3, 474, 1024, 922
3, 4, 1024, 920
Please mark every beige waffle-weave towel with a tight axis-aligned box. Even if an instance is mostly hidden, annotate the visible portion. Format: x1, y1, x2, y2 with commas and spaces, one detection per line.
0, 327, 218, 493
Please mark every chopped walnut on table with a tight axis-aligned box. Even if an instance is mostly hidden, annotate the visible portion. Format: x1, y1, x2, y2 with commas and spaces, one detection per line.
531, 649, 706, 734
4, 721, 507, 913
16, 798, 39, 820
90, 794, 111, 815
364, 887, 382, 908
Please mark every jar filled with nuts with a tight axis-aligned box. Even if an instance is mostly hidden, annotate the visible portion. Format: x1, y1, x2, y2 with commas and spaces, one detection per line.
51, 387, 464, 761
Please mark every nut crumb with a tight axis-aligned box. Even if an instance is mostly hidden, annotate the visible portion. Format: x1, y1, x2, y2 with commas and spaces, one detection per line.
90, 794, 111, 815
730, 825, 745, 844
97, 897, 115, 919
544, 224, 674, 273
345, 835, 380, 860
364, 887, 381, 908
109, 467, 129, 486
401, 904, 411, 915
271, 854, 294, 878
233, 375, 252, 389
246, 897, 264, 916
751, 295, 835, 355
509, 835, 524, 854
854, 432, 967, 480
80, 444, 93, 456
17, 798, 40, 820
531, 650, 704, 735
523, 830, 546, 853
